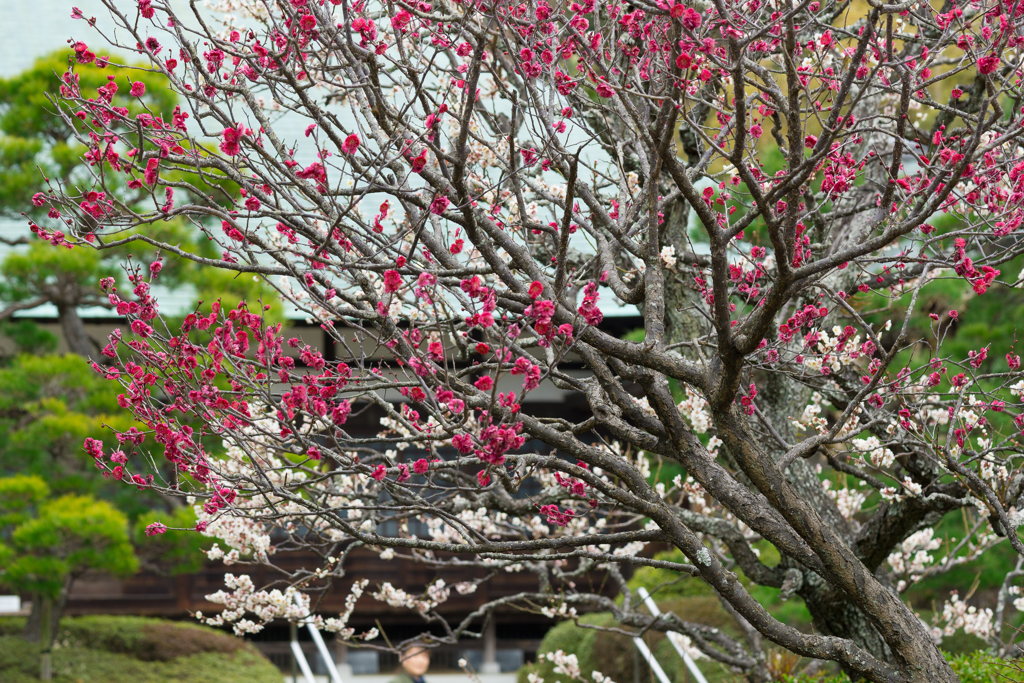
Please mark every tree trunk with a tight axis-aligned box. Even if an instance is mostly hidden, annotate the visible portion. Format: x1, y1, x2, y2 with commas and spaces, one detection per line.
713, 405, 958, 683
24, 579, 72, 653
40, 595, 52, 681
798, 575, 894, 675
56, 305, 95, 357
48, 578, 71, 647
656, 200, 954, 681
23, 593, 42, 642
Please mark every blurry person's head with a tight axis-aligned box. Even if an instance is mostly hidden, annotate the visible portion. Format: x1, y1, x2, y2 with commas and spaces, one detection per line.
401, 642, 430, 678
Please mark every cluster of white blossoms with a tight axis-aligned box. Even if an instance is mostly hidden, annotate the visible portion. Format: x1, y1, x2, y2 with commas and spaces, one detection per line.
1011, 379, 1024, 398
978, 456, 1012, 486
794, 391, 829, 434
887, 529, 943, 591
1009, 583, 1024, 615
917, 394, 951, 427
613, 540, 649, 557
320, 579, 370, 637
850, 436, 896, 469
633, 396, 657, 418
673, 476, 709, 512
201, 571, 373, 637
821, 479, 867, 521
427, 506, 510, 544
459, 116, 508, 172
545, 650, 582, 678
659, 246, 677, 269
187, 414, 431, 637
193, 413, 358, 563
532, 649, 617, 683
197, 514, 272, 565
677, 386, 712, 434
379, 414, 447, 449
200, 573, 311, 635
372, 578, 451, 613
900, 478, 923, 497
192, 443, 278, 563
539, 602, 579, 620
957, 408, 983, 436
930, 592, 994, 641
623, 447, 653, 480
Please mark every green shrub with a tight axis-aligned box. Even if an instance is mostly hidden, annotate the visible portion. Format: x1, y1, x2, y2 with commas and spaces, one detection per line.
0, 615, 280, 683
778, 651, 1024, 683
0, 616, 25, 636
778, 675, 846, 683
948, 650, 1022, 683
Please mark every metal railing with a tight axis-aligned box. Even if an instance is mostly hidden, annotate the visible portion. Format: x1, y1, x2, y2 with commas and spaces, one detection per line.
632, 588, 709, 683
290, 592, 345, 683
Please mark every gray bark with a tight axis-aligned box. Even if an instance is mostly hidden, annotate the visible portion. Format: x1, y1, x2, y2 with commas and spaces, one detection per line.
656, 200, 951, 681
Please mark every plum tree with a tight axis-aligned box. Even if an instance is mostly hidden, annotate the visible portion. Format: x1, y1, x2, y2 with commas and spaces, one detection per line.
25, 0, 1024, 680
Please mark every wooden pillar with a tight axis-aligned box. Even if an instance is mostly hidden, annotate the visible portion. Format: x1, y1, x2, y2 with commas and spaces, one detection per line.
291, 622, 299, 683
335, 634, 353, 678
481, 618, 500, 674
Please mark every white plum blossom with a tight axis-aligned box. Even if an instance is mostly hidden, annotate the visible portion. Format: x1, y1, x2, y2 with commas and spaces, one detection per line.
373, 578, 451, 613
930, 593, 994, 641
821, 479, 867, 521
540, 603, 578, 620
851, 437, 895, 469
545, 650, 581, 679
678, 386, 712, 434
888, 529, 942, 591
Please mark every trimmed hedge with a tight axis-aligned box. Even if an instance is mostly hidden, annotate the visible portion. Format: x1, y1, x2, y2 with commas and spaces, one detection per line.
57, 615, 249, 660
0, 615, 280, 683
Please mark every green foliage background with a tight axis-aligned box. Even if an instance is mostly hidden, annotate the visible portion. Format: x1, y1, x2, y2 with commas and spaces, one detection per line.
0, 50, 178, 217
0, 50, 278, 586
0, 481, 137, 600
